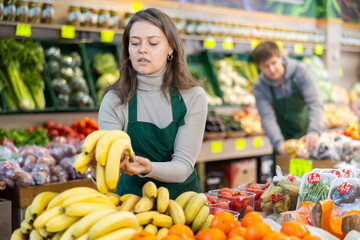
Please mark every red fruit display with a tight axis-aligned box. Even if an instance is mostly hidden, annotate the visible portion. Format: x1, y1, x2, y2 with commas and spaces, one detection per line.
214, 200, 230, 210
230, 194, 248, 213
206, 194, 216, 205
218, 187, 234, 201
244, 182, 262, 199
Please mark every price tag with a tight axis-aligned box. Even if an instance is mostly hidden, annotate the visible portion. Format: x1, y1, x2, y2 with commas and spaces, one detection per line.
235, 138, 246, 151
101, 30, 115, 43
204, 37, 216, 50
222, 37, 234, 50
253, 136, 263, 148
314, 44, 324, 55
211, 141, 222, 154
289, 158, 313, 177
276, 41, 284, 50
251, 39, 260, 50
131, 2, 143, 12
61, 25, 75, 39
338, 68, 344, 77
294, 43, 304, 54
16, 23, 31, 37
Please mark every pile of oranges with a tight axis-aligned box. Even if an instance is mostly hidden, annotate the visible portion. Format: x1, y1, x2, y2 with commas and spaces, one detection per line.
132, 212, 324, 240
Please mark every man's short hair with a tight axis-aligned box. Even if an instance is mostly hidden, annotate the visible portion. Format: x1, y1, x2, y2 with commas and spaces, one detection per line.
252, 41, 280, 65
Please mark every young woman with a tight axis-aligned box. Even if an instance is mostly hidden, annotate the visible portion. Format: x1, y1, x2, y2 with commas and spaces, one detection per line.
98, 8, 208, 198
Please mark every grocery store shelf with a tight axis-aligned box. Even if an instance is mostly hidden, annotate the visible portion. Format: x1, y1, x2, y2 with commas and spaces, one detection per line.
197, 135, 272, 163
341, 46, 360, 53
0, 21, 123, 43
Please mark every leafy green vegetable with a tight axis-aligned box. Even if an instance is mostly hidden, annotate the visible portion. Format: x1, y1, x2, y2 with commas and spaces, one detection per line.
0, 127, 49, 147
93, 52, 118, 74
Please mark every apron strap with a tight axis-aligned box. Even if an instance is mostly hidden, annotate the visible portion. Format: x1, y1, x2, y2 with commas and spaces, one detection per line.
128, 92, 137, 122
170, 89, 186, 126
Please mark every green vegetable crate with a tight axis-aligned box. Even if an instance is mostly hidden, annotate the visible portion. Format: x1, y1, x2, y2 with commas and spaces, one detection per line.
40, 40, 98, 111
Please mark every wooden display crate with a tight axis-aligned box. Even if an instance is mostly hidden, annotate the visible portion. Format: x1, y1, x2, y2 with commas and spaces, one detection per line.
0, 178, 95, 208
0, 198, 11, 240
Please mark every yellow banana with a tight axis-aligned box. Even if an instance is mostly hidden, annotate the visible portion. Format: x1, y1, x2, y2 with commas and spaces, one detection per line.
30, 191, 58, 218
24, 205, 34, 224
142, 181, 157, 200
76, 163, 91, 175
200, 214, 214, 231
38, 228, 53, 239
167, 199, 186, 225
135, 211, 160, 225
133, 196, 155, 214
191, 205, 210, 233
47, 187, 98, 209
96, 162, 109, 193
58, 220, 79, 240
88, 211, 139, 240
137, 225, 144, 233
76, 233, 89, 240
119, 193, 134, 204
83, 130, 109, 154
118, 194, 140, 211
95, 228, 137, 240
44, 214, 79, 232
95, 130, 131, 166
105, 192, 121, 205
33, 206, 63, 230
156, 227, 169, 240
61, 192, 113, 208
174, 191, 197, 209
144, 224, 158, 235
52, 231, 64, 240
151, 214, 173, 228
29, 230, 42, 240
184, 193, 208, 225
64, 202, 116, 217
105, 138, 134, 189
156, 187, 169, 213
72, 209, 116, 238
20, 220, 32, 234
10, 228, 27, 240
73, 151, 95, 173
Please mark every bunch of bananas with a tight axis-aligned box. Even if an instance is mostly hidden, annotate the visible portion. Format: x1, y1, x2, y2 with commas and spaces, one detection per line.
73, 130, 135, 193
10, 187, 140, 240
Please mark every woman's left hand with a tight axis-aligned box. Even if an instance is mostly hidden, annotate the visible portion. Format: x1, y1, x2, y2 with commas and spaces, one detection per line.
122, 156, 152, 176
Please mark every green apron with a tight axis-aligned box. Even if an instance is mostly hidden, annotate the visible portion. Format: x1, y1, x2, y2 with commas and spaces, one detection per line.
271, 75, 309, 172
117, 89, 202, 199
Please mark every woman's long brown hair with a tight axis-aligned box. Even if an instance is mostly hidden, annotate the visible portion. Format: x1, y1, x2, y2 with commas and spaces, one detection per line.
106, 8, 199, 104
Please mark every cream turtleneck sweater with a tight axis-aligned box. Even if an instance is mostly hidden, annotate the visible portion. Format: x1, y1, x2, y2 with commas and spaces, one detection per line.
98, 72, 208, 183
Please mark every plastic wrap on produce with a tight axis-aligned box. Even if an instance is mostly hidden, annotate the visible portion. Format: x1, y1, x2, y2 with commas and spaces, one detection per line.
344, 230, 360, 240
328, 178, 360, 210
307, 225, 340, 240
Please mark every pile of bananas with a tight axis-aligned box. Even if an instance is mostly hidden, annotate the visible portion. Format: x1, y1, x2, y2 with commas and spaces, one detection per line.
73, 130, 135, 193
11, 187, 139, 240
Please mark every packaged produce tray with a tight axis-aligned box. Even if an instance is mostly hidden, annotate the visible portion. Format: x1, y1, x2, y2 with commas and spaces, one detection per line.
40, 40, 98, 111
0, 178, 95, 208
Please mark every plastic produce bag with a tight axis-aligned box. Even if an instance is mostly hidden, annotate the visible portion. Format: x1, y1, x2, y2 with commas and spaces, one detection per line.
278, 201, 314, 225
50, 165, 68, 182
261, 166, 300, 216
328, 178, 360, 210
344, 230, 360, 240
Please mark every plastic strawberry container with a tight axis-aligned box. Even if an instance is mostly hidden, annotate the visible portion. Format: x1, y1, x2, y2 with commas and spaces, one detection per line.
208, 188, 256, 218
238, 183, 267, 211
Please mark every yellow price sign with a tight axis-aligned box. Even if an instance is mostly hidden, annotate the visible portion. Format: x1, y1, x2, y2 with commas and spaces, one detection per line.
16, 24, 31, 37
222, 37, 234, 50
276, 41, 284, 50
251, 39, 260, 50
294, 43, 304, 54
131, 2, 143, 12
338, 68, 344, 77
289, 158, 313, 177
101, 30, 115, 43
211, 141, 223, 154
204, 37, 216, 49
235, 138, 246, 151
253, 136, 263, 148
61, 25, 75, 39
314, 44, 324, 55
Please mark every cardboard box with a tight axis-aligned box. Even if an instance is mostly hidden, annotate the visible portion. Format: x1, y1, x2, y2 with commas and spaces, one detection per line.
0, 178, 96, 208
0, 198, 11, 240
221, 159, 257, 188
276, 156, 339, 175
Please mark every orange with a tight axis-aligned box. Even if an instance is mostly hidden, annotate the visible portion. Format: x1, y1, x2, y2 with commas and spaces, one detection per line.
132, 230, 158, 240
168, 224, 195, 239
280, 221, 310, 238
244, 222, 272, 240
263, 231, 291, 240
227, 226, 246, 238
228, 237, 245, 240
289, 236, 301, 240
195, 228, 226, 240
302, 236, 322, 240
161, 235, 184, 240
241, 211, 263, 228
210, 211, 238, 235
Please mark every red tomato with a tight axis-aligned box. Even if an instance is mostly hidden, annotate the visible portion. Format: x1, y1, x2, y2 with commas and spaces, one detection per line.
245, 182, 262, 199
230, 194, 248, 213
206, 194, 216, 205
218, 188, 234, 200
214, 200, 230, 210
